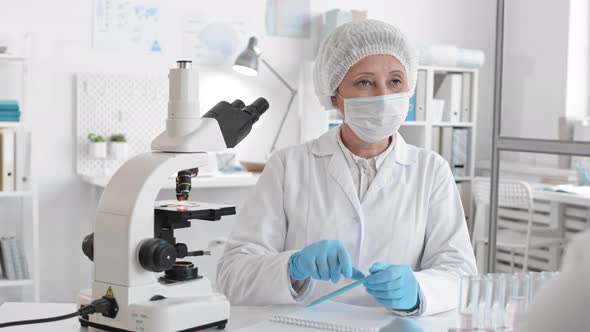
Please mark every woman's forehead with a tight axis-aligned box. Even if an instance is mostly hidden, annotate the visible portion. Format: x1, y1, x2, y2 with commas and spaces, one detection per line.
346, 55, 405, 76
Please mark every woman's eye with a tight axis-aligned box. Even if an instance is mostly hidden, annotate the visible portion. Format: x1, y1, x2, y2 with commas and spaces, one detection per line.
356, 80, 372, 87
389, 79, 402, 86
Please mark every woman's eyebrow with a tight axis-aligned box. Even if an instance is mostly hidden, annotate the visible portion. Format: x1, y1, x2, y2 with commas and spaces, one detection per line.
352, 70, 403, 78
353, 72, 375, 77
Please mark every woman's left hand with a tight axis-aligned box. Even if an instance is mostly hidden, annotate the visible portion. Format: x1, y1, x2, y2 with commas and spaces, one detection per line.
363, 262, 420, 311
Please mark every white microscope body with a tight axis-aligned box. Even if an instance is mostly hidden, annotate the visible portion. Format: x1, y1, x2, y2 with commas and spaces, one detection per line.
78, 61, 268, 332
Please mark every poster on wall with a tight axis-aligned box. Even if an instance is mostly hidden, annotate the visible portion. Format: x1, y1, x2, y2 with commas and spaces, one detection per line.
182, 14, 249, 66
93, 0, 163, 53
265, 0, 311, 38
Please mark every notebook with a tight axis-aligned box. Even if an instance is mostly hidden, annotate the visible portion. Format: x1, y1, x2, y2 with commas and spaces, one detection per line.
237, 301, 396, 332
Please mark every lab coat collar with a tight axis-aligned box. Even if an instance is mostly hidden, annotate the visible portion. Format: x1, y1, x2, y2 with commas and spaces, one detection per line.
311, 126, 417, 166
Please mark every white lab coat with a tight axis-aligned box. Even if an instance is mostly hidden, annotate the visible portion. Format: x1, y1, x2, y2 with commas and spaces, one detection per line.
217, 128, 477, 316
518, 230, 590, 331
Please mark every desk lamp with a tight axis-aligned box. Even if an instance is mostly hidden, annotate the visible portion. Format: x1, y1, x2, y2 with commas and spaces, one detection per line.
233, 36, 298, 160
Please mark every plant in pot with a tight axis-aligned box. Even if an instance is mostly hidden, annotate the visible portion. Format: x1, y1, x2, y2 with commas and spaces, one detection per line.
88, 133, 107, 159
109, 134, 128, 160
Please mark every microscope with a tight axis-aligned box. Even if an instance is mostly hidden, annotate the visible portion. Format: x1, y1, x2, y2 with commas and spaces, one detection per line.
78, 60, 268, 332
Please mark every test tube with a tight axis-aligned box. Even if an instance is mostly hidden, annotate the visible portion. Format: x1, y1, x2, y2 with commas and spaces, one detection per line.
459, 275, 480, 330
529, 272, 546, 302
476, 275, 495, 330
505, 273, 530, 329
490, 273, 507, 330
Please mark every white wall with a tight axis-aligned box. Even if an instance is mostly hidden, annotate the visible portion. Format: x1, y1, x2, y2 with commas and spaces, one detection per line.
566, 0, 590, 119
499, 0, 590, 166
0, 0, 497, 302
501, 0, 570, 143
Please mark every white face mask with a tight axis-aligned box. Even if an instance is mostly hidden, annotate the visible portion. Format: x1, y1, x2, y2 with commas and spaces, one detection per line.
339, 92, 411, 143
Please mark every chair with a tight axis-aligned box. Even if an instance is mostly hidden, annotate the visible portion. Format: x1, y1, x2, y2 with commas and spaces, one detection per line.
471, 177, 566, 272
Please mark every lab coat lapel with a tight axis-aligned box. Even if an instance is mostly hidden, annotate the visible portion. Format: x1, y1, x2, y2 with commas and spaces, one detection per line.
311, 128, 362, 216
362, 133, 416, 203
327, 152, 362, 214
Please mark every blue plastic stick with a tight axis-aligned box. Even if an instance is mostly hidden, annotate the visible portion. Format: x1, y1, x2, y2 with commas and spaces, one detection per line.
306, 276, 370, 308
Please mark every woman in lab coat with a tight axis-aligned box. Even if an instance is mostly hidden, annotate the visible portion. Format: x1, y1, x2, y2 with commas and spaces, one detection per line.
217, 20, 477, 316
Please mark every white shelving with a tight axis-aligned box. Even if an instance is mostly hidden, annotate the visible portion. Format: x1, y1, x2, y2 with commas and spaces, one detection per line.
0, 279, 34, 287
0, 191, 33, 198
432, 122, 474, 128
402, 66, 479, 219
0, 122, 21, 128
0, 34, 39, 302
0, 54, 26, 61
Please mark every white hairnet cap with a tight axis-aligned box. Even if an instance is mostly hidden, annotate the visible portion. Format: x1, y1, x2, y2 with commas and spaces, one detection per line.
313, 19, 419, 110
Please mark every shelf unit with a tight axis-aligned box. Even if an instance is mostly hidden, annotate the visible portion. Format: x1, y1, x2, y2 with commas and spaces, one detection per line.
400, 66, 479, 220
0, 54, 26, 61
299, 62, 479, 219
0, 191, 33, 198
0, 279, 34, 287
0, 122, 21, 128
0, 34, 40, 302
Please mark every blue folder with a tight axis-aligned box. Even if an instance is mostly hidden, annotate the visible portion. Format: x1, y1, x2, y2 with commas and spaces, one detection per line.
0, 100, 19, 108
406, 94, 416, 121
0, 114, 20, 121
0, 110, 20, 115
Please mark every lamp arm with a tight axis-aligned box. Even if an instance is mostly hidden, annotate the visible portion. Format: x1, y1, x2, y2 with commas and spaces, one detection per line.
269, 90, 298, 154
260, 58, 298, 155
261, 59, 297, 94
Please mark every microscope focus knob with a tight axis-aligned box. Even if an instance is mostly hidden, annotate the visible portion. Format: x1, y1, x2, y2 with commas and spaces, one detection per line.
139, 239, 177, 272
82, 233, 94, 261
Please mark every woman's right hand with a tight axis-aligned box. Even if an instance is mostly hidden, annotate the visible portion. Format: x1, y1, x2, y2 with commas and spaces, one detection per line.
288, 240, 363, 283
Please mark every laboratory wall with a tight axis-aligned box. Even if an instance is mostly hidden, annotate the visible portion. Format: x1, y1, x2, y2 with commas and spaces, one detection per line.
0, 0, 497, 302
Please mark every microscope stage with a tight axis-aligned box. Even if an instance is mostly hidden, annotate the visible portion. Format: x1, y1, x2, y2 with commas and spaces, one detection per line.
155, 200, 236, 221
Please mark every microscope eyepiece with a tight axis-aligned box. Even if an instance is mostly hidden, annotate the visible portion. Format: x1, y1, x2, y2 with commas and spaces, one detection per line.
202, 97, 270, 148
251, 97, 269, 114
231, 99, 246, 109
243, 97, 269, 123
176, 60, 192, 69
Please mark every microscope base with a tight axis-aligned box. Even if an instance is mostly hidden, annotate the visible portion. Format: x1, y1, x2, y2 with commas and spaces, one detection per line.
79, 318, 228, 332
78, 281, 230, 332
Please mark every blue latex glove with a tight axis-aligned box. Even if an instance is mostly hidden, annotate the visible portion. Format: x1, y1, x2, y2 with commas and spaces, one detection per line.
289, 240, 362, 283
363, 262, 420, 311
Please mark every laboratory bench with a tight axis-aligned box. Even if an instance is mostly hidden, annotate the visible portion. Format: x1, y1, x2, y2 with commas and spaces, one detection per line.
0, 302, 457, 331
81, 172, 260, 190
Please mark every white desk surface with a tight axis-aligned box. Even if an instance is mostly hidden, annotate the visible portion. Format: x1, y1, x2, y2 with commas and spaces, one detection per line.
532, 185, 590, 206
81, 172, 260, 189
0, 302, 457, 332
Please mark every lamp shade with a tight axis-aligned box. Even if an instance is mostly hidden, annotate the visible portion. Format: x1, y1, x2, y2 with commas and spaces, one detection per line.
233, 36, 260, 76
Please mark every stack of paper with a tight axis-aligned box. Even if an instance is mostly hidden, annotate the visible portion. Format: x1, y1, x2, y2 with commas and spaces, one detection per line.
0, 237, 30, 280
547, 184, 590, 196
